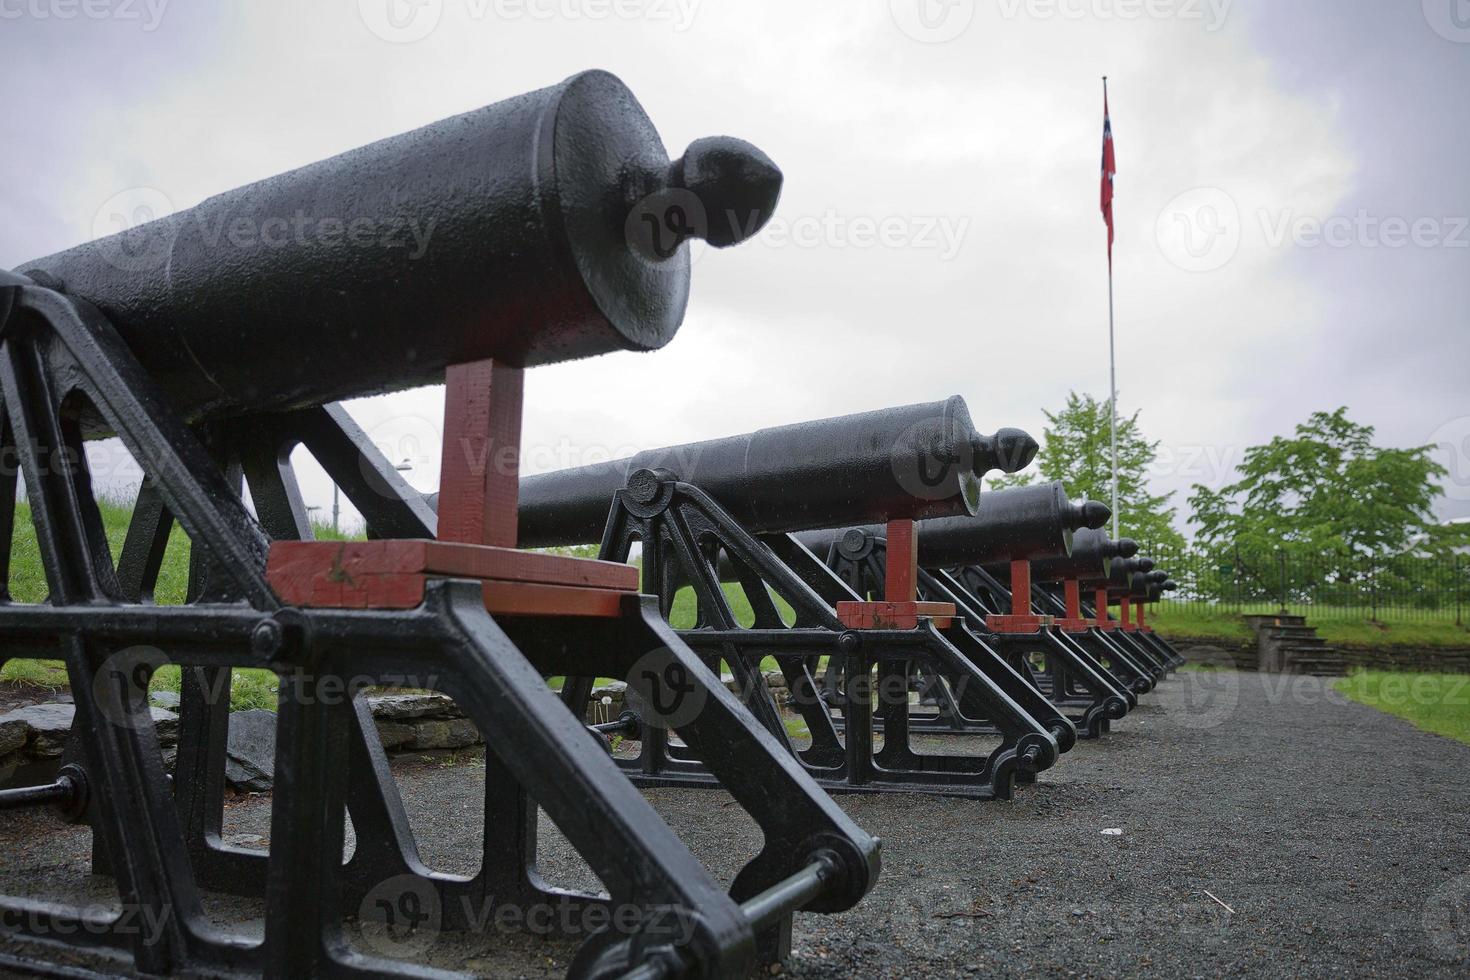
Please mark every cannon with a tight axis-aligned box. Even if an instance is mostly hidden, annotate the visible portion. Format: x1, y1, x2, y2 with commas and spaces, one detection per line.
1109, 568, 1185, 670
0, 71, 880, 980
518, 399, 1038, 545
800, 486, 1137, 739
17, 70, 780, 426
789, 481, 1109, 569
1072, 558, 1183, 672
511, 408, 1066, 800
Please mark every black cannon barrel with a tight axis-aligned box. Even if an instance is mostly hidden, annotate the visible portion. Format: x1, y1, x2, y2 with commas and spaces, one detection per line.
791, 482, 1109, 569
1112, 567, 1168, 600
515, 399, 1038, 546
987, 528, 1134, 584
1088, 555, 1150, 589
16, 70, 780, 425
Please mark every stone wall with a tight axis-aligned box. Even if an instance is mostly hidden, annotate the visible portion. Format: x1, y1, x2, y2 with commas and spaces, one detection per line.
1163, 635, 1258, 670
1159, 633, 1470, 675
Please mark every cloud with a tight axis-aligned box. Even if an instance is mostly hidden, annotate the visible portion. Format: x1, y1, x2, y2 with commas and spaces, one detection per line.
3, 1, 1461, 534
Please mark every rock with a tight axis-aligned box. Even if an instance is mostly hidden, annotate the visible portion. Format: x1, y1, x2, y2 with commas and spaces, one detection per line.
0, 702, 75, 758
150, 690, 181, 709
0, 718, 27, 757
590, 681, 626, 702
367, 692, 462, 721
0, 702, 178, 759
374, 720, 416, 751
410, 717, 481, 750
150, 708, 179, 746
0, 751, 20, 782
225, 709, 277, 792
763, 670, 788, 690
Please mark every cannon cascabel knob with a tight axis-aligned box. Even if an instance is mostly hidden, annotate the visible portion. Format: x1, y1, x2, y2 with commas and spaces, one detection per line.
1113, 537, 1140, 559
1072, 500, 1112, 531
669, 136, 783, 248
972, 428, 1039, 476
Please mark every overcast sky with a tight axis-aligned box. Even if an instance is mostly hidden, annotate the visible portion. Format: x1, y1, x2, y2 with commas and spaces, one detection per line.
4, 0, 1467, 535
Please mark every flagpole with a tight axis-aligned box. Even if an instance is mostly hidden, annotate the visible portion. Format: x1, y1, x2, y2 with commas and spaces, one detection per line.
1104, 75, 1119, 540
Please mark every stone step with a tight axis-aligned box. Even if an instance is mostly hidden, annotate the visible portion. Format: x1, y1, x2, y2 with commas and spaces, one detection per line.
1244, 613, 1307, 627
1280, 642, 1337, 654
1270, 631, 1328, 646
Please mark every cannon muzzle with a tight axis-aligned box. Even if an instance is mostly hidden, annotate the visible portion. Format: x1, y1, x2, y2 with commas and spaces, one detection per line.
515, 399, 1036, 546
990, 526, 1130, 584
17, 70, 779, 427
791, 482, 1108, 569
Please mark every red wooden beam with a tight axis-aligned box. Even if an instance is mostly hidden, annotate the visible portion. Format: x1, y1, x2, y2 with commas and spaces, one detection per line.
436, 359, 524, 547
1008, 559, 1031, 615
885, 519, 918, 602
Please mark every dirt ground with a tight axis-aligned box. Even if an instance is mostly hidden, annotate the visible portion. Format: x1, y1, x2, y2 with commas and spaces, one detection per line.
1, 669, 1468, 978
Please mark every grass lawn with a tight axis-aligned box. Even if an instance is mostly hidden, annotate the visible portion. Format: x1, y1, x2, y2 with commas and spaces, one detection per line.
1150, 603, 1470, 648
2, 499, 341, 711
7, 498, 1468, 712
1336, 670, 1470, 746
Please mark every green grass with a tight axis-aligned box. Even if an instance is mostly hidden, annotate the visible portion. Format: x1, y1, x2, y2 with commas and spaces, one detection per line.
668, 582, 795, 630
2, 499, 353, 712
1335, 670, 1470, 745
1150, 603, 1470, 648
1147, 606, 1253, 642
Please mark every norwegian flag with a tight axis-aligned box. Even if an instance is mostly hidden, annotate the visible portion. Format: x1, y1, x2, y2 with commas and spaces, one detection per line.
1101, 86, 1117, 268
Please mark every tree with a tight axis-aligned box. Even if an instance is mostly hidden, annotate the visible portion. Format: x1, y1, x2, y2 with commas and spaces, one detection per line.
1188, 407, 1447, 558
989, 391, 1183, 549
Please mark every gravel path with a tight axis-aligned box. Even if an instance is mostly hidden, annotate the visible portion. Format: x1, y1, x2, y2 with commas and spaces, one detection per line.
2, 670, 1468, 978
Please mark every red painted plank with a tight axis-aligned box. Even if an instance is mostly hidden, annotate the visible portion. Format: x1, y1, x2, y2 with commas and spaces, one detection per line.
267, 541, 637, 591
836, 600, 955, 631
437, 359, 524, 547
984, 614, 1053, 635
483, 581, 628, 618
1063, 578, 1082, 620
1009, 559, 1031, 615
885, 519, 918, 602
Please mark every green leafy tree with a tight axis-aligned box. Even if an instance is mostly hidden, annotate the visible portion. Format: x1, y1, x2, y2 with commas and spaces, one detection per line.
990, 391, 1183, 549
1188, 407, 1448, 558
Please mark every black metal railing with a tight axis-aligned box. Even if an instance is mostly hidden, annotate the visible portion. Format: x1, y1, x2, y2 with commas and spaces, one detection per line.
1140, 545, 1470, 624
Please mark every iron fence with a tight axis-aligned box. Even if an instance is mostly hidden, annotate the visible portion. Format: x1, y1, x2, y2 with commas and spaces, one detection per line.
1140, 545, 1470, 624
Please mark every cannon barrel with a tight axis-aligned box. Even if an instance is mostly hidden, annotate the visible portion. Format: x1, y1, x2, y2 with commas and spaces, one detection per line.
16, 70, 780, 426
983, 528, 1134, 584
1088, 555, 1151, 589
515, 399, 1038, 546
790, 482, 1109, 569
1110, 566, 1168, 600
